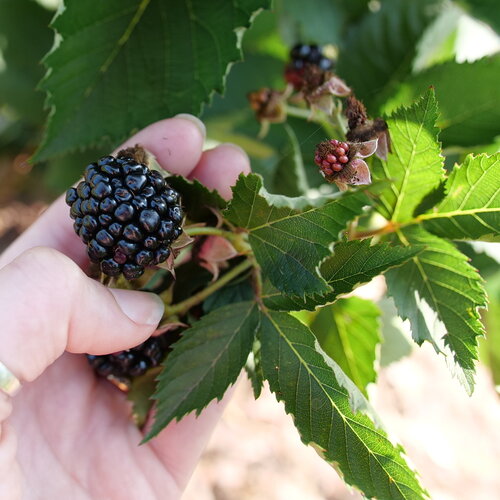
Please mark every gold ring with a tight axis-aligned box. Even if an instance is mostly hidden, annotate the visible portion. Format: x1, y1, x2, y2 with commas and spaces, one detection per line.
0, 361, 21, 397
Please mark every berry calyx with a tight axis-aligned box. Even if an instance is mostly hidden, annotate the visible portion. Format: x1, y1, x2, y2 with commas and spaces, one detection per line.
66, 147, 183, 280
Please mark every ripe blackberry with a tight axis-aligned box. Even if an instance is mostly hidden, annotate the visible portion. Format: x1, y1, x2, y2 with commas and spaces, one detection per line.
285, 43, 334, 89
66, 148, 183, 280
87, 334, 172, 387
314, 139, 351, 176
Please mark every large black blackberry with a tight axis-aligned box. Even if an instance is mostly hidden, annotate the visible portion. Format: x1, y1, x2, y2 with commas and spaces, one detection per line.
87, 334, 173, 386
66, 147, 183, 280
285, 43, 334, 89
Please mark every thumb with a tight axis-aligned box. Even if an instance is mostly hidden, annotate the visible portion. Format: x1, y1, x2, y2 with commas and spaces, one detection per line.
0, 247, 164, 383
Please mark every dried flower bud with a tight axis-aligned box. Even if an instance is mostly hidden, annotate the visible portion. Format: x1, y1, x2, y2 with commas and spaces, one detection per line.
299, 65, 351, 114
247, 88, 286, 124
345, 96, 368, 130
345, 96, 391, 160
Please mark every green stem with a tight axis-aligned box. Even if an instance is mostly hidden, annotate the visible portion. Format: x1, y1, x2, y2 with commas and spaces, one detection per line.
184, 226, 251, 254
185, 226, 232, 238
332, 102, 347, 135
162, 259, 253, 320
285, 105, 312, 120
285, 105, 343, 139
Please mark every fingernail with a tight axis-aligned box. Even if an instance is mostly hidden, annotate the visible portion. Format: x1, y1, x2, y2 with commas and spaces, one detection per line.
174, 113, 206, 139
110, 289, 164, 326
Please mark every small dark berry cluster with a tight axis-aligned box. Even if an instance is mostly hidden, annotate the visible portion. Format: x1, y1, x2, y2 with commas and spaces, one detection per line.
66, 152, 183, 280
87, 334, 170, 383
314, 139, 350, 175
285, 43, 334, 90
290, 43, 333, 71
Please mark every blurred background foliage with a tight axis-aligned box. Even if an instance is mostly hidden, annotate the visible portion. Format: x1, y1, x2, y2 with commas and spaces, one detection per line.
0, 0, 499, 389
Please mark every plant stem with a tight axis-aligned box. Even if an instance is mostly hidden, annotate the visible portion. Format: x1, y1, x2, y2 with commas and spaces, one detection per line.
285, 105, 312, 120
184, 226, 232, 238
184, 226, 251, 254
162, 259, 253, 319
352, 221, 399, 239
285, 105, 343, 138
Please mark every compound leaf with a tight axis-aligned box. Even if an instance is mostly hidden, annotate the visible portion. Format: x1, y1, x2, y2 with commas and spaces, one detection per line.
35, 0, 270, 160
310, 297, 381, 396
420, 153, 500, 242
260, 310, 428, 499
145, 301, 259, 440
386, 225, 487, 394
225, 173, 368, 296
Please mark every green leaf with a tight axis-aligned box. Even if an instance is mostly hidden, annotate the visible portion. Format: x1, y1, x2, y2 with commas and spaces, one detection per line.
379, 297, 413, 367
145, 301, 259, 440
0, 0, 53, 124
127, 367, 162, 429
262, 239, 421, 311
202, 276, 254, 313
270, 123, 309, 197
336, 0, 443, 110
245, 338, 264, 399
310, 297, 381, 396
166, 175, 227, 223
379, 57, 500, 147
274, 0, 359, 46
456, 241, 500, 280
225, 173, 368, 296
483, 293, 500, 388
386, 225, 487, 394
260, 310, 428, 499
371, 89, 445, 222
420, 154, 500, 242
35, 0, 270, 160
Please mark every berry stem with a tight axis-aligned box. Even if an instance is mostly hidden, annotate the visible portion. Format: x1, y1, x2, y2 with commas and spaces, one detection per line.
184, 226, 251, 254
161, 259, 253, 320
285, 105, 313, 120
332, 102, 347, 135
285, 105, 342, 138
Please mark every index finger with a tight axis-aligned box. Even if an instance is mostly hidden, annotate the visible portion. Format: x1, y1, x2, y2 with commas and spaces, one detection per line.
0, 116, 206, 268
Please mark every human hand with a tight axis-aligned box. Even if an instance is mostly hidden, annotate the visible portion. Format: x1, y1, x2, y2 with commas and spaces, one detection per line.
0, 116, 250, 500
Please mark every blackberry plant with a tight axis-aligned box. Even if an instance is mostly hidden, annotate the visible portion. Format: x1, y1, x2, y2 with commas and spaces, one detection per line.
3, 1, 499, 498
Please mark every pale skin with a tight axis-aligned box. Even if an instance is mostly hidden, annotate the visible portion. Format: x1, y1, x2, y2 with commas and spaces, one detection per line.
0, 116, 251, 500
